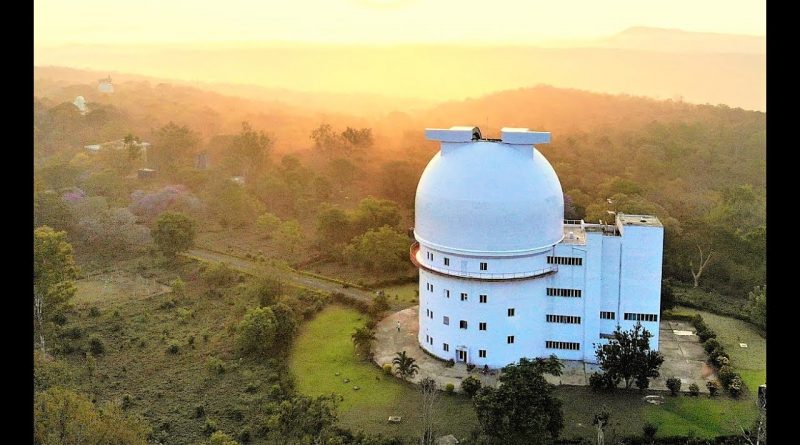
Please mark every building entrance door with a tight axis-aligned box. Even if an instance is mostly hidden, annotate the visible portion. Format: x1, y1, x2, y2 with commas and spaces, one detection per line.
457, 349, 467, 362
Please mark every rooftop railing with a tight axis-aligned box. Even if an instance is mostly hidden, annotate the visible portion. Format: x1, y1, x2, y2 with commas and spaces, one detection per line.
409, 242, 557, 281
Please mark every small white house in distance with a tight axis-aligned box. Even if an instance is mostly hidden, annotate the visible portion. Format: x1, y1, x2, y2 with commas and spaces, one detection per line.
411, 126, 664, 367
98, 76, 114, 93
84, 144, 101, 153
72, 96, 88, 115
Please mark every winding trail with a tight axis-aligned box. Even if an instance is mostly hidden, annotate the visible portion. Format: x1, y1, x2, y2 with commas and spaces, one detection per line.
182, 248, 374, 303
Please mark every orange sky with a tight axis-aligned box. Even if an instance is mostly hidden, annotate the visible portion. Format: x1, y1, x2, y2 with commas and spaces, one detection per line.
35, 0, 765, 46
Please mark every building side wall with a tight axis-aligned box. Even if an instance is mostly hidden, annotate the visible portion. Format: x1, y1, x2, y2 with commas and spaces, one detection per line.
618, 226, 664, 348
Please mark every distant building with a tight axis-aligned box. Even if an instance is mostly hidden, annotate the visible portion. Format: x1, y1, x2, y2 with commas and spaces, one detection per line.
84, 144, 101, 153
230, 176, 245, 186
72, 96, 88, 115
412, 126, 664, 367
137, 168, 156, 180
98, 76, 114, 93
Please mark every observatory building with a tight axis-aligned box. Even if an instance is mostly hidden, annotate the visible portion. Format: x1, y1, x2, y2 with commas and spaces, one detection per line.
410, 126, 663, 367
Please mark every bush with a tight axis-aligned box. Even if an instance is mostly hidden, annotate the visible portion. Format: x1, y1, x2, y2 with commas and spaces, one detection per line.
706, 380, 720, 397
383, 363, 393, 375
642, 422, 658, 442
697, 328, 716, 343
714, 355, 730, 368
88, 335, 105, 355
718, 365, 736, 387
466, 363, 476, 372
194, 404, 206, 418
688, 383, 700, 396
461, 376, 482, 398
703, 338, 721, 354
238, 427, 251, 443
167, 343, 180, 354
89, 306, 101, 317
121, 393, 133, 410
589, 372, 611, 391
444, 383, 455, 393
666, 377, 682, 396
728, 376, 744, 398
203, 262, 238, 287
446, 359, 455, 368
203, 419, 219, 436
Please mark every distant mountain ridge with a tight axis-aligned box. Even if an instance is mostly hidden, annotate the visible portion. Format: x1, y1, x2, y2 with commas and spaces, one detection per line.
592, 27, 765, 54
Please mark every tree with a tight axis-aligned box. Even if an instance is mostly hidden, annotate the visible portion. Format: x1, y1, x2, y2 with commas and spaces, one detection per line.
34, 387, 150, 445
706, 380, 720, 397
690, 244, 714, 288
351, 197, 402, 233
256, 212, 281, 237
660, 278, 676, 311
206, 178, 264, 228
746, 286, 766, 331
151, 121, 199, 173
152, 211, 196, 256
343, 226, 410, 273
472, 358, 564, 445
209, 430, 239, 445
315, 205, 354, 253
351, 326, 376, 358
341, 126, 374, 149
236, 307, 277, 357
594, 322, 664, 390
269, 302, 298, 351
379, 161, 418, 209
274, 220, 304, 256
419, 377, 439, 445
34, 191, 73, 231
246, 277, 284, 307
642, 422, 658, 445
392, 351, 419, 381
665, 377, 682, 396
225, 121, 273, 179
593, 408, 610, 445
328, 157, 360, 187
34, 227, 78, 354
461, 376, 482, 398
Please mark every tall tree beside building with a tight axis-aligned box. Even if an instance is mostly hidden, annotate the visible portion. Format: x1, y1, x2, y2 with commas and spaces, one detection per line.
33, 227, 79, 354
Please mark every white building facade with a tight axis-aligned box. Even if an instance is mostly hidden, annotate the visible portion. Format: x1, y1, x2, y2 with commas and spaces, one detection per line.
412, 126, 663, 367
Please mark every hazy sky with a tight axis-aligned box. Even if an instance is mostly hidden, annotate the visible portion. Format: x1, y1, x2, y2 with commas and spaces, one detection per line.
35, 0, 765, 46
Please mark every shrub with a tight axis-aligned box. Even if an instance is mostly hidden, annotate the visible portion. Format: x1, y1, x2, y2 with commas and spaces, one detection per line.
445, 383, 455, 393
62, 326, 83, 340
728, 376, 744, 398
238, 427, 251, 443
714, 355, 730, 368
709, 348, 729, 364
167, 343, 180, 354
207, 357, 226, 375
589, 372, 609, 391
688, 383, 700, 396
665, 377, 682, 396
176, 307, 193, 323
383, 363, 393, 375
89, 306, 101, 317
697, 328, 716, 343
706, 380, 720, 397
194, 404, 206, 418
121, 393, 133, 410
718, 365, 736, 387
466, 363, 476, 372
461, 376, 482, 398
203, 419, 219, 436
642, 422, 658, 442
88, 335, 105, 355
52, 313, 67, 326
703, 338, 721, 354
203, 262, 238, 287
446, 359, 455, 368
209, 430, 239, 445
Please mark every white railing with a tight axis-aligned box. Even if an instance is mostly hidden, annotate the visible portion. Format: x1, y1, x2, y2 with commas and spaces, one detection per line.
409, 242, 557, 280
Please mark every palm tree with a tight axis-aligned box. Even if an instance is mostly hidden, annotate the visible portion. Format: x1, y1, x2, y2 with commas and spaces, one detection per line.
392, 350, 419, 381
351, 326, 376, 358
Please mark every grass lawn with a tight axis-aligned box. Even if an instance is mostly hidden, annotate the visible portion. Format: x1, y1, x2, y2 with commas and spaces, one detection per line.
289, 305, 477, 441
377, 283, 419, 309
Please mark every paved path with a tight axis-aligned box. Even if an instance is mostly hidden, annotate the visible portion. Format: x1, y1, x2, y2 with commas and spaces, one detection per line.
182, 248, 374, 303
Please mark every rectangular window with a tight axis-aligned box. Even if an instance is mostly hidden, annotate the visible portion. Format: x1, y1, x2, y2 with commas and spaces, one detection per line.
546, 314, 581, 324
426, 309, 430, 317
508, 308, 515, 317
431, 253, 434, 261
479, 322, 487, 331
460, 293, 468, 301
480, 262, 488, 271
460, 320, 468, 329
479, 294, 487, 303
546, 287, 582, 297
429, 336, 434, 345
430, 311, 434, 319
444, 258, 450, 266
507, 336, 515, 344
443, 343, 449, 352
444, 289, 450, 298
425, 334, 429, 343
623, 313, 658, 322
479, 349, 486, 358
599, 333, 615, 339
443, 316, 449, 325
545, 340, 581, 350
600, 311, 615, 320
547, 256, 583, 266
426, 282, 430, 291
430, 284, 434, 293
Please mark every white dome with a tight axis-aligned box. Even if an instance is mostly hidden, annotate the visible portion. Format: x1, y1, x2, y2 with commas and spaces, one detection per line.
415, 140, 564, 254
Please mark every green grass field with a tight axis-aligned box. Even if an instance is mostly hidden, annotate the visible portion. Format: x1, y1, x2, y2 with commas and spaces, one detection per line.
378, 283, 419, 309
289, 305, 477, 441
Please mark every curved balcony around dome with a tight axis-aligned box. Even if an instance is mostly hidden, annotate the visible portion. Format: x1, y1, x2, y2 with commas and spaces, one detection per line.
410, 242, 557, 281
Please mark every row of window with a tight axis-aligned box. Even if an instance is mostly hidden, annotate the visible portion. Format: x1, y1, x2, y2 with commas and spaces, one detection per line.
546, 314, 581, 324
424, 252, 487, 270
624, 313, 659, 322
547, 256, 583, 266
546, 287, 582, 297
425, 334, 434, 345
546, 341, 581, 350
600, 311, 615, 320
